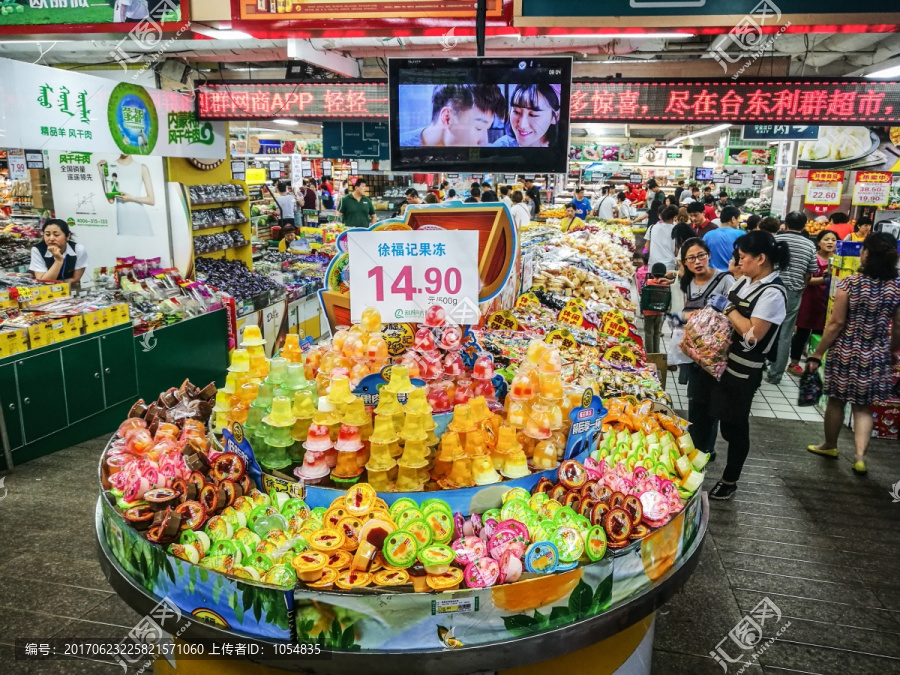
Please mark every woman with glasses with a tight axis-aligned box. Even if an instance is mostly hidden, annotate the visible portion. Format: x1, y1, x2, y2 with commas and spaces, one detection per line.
680, 238, 735, 460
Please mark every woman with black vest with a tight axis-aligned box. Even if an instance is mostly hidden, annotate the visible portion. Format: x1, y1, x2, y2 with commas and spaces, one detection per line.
694, 230, 789, 500
29, 219, 88, 284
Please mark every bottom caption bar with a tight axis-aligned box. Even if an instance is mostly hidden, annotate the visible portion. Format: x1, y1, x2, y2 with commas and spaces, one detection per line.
15, 639, 333, 661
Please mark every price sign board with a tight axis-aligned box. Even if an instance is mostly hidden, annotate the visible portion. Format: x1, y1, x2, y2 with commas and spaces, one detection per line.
515, 292, 541, 310
486, 310, 519, 331
7, 149, 26, 180
348, 230, 480, 325
600, 311, 629, 340
852, 171, 892, 206
805, 170, 844, 206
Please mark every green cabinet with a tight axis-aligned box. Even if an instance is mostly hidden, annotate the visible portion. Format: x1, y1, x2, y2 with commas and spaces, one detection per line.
100, 329, 138, 406
62, 339, 104, 423
0, 363, 23, 451
15, 351, 68, 444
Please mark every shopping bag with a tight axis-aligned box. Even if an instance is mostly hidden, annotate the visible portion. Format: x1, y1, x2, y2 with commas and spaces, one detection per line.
680, 306, 732, 379
667, 324, 693, 366
798, 370, 823, 407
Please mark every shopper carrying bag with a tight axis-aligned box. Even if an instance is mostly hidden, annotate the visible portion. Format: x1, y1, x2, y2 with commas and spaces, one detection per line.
691, 231, 789, 501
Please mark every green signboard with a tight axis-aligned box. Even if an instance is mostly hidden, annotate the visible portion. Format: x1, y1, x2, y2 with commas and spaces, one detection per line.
517, 0, 899, 26
0, 0, 181, 26
323, 121, 389, 160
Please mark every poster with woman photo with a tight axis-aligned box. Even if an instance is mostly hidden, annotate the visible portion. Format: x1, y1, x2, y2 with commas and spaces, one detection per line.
47, 151, 170, 269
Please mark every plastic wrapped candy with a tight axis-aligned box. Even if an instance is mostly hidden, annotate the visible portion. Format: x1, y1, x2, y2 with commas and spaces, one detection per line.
680, 306, 733, 379
360, 307, 383, 334
414, 327, 436, 352
443, 352, 465, 377
438, 325, 462, 351
423, 304, 446, 327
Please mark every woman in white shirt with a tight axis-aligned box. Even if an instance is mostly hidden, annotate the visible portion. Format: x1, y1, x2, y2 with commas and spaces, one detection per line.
30, 219, 88, 283
615, 191, 636, 221
509, 190, 532, 229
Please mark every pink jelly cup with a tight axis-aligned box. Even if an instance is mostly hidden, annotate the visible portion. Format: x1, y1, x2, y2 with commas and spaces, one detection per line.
452, 536, 487, 566
498, 549, 523, 584
464, 557, 500, 588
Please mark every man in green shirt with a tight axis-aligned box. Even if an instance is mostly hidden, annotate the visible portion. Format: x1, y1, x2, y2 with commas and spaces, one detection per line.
338, 179, 376, 228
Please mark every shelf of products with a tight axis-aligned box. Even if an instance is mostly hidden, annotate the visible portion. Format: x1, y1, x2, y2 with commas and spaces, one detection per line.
187, 181, 252, 268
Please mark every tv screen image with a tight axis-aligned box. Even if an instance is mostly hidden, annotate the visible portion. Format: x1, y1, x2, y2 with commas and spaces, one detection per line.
389, 57, 572, 173
695, 168, 714, 181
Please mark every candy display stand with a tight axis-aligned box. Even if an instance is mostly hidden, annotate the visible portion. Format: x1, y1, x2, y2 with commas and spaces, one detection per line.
97, 484, 706, 674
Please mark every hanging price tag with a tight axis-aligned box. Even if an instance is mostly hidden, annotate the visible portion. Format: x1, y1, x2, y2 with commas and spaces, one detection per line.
7, 149, 27, 180
852, 171, 891, 206
515, 292, 541, 310
545, 328, 577, 350
600, 311, 629, 340
558, 304, 586, 329
486, 310, 519, 331
805, 170, 844, 206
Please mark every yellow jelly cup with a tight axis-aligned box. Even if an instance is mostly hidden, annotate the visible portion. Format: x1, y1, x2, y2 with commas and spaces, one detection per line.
373, 569, 410, 586
327, 550, 353, 570
307, 567, 339, 590
309, 528, 347, 552
335, 570, 372, 590
291, 551, 328, 582
426, 568, 464, 591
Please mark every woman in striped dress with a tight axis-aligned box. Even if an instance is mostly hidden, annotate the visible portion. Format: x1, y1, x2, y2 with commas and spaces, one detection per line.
807, 233, 900, 474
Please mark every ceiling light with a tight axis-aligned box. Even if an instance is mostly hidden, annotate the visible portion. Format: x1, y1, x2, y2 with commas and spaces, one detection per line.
865, 64, 900, 79
667, 124, 731, 146
193, 27, 253, 40
594, 59, 658, 65
272, 119, 299, 126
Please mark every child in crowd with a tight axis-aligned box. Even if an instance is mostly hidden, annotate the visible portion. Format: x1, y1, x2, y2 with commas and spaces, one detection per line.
641, 262, 673, 353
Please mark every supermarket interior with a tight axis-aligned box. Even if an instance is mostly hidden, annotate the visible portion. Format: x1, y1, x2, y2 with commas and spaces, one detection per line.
1, 3, 900, 674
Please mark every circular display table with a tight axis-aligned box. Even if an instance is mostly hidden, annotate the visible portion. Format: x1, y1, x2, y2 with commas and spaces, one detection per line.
96, 491, 707, 675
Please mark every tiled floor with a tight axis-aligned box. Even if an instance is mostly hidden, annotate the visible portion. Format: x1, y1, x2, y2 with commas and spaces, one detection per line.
660, 333, 823, 422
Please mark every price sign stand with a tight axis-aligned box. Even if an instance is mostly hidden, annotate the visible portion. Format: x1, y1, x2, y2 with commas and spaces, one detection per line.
318, 204, 521, 333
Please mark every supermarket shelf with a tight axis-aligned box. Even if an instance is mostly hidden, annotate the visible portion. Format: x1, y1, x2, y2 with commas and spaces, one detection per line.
191, 218, 249, 232
190, 197, 248, 207
194, 242, 250, 257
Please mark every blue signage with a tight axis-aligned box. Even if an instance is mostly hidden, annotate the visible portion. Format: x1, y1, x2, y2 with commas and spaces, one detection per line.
741, 125, 820, 141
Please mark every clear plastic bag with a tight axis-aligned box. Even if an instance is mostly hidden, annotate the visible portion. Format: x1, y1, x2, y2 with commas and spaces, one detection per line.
680, 306, 732, 379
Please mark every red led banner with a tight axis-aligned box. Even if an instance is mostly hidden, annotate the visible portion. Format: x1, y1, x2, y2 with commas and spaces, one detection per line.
198, 82, 389, 120
197, 79, 900, 125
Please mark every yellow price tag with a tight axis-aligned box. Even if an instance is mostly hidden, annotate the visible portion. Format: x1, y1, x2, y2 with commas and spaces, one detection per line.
515, 292, 541, 309
545, 328, 577, 350
604, 345, 638, 365
600, 311, 629, 339
557, 304, 585, 329
487, 310, 519, 331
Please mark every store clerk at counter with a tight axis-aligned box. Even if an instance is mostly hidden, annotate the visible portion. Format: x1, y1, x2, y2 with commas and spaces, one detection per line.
29, 218, 88, 283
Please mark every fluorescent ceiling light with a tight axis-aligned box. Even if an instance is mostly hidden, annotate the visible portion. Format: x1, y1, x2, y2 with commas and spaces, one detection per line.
866, 64, 900, 79
594, 59, 658, 64
272, 119, 298, 126
667, 124, 731, 146
194, 27, 253, 40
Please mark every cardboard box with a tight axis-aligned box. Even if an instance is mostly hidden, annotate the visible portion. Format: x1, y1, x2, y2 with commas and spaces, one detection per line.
16, 283, 70, 308
26, 320, 54, 349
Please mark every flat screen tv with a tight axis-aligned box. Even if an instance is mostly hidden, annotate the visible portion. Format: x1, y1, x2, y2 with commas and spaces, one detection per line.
695, 168, 714, 181
388, 57, 573, 173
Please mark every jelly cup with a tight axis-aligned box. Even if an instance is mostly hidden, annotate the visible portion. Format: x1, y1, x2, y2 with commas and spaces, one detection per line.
360, 307, 383, 333
414, 326, 436, 352
472, 353, 495, 380
423, 304, 446, 327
